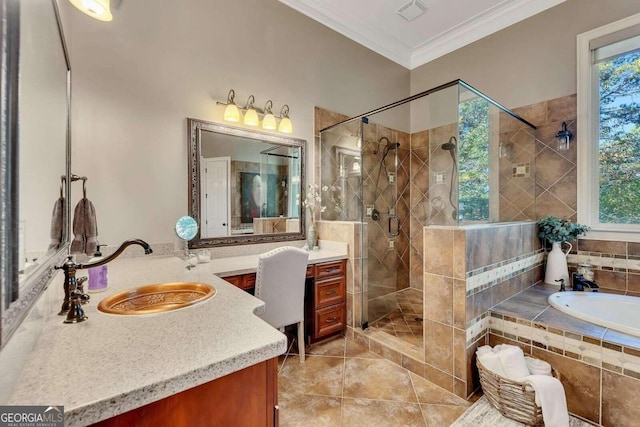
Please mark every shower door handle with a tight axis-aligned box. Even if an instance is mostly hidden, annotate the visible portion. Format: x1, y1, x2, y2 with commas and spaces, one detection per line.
389, 215, 399, 238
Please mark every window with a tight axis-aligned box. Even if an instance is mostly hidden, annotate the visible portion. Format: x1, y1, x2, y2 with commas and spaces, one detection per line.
577, 13, 640, 240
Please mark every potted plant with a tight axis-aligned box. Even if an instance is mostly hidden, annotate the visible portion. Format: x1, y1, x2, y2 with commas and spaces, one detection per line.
537, 216, 589, 285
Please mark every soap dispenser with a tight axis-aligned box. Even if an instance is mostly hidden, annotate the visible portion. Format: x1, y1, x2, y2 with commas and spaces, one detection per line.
88, 244, 108, 293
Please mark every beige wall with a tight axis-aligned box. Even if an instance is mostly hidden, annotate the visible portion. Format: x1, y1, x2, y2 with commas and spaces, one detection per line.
62, 0, 409, 245
410, 0, 640, 110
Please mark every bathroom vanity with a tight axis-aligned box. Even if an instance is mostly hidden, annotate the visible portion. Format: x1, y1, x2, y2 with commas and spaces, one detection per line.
5, 256, 287, 426
223, 258, 347, 344
4, 244, 348, 426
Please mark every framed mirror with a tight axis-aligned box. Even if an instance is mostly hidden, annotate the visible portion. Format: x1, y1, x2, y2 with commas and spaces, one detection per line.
1, 0, 71, 348
187, 118, 306, 247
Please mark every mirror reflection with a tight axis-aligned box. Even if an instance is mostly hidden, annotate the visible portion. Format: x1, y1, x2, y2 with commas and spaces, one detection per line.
19, 0, 69, 279
188, 119, 306, 247
2, 0, 71, 347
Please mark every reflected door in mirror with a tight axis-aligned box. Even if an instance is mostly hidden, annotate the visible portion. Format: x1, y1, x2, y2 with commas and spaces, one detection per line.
201, 157, 230, 238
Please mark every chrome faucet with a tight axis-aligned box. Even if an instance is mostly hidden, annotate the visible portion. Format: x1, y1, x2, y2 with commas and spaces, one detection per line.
572, 272, 599, 292
56, 239, 153, 323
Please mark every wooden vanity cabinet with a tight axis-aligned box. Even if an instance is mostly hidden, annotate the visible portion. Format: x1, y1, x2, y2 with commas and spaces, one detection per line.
306, 260, 346, 344
223, 259, 347, 344
92, 358, 278, 427
224, 273, 256, 293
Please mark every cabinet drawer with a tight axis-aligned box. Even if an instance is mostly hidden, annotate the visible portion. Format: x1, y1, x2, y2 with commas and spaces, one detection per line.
224, 274, 256, 290
315, 303, 346, 337
315, 277, 345, 309
315, 260, 346, 280
224, 275, 243, 287
306, 265, 314, 278
243, 274, 256, 289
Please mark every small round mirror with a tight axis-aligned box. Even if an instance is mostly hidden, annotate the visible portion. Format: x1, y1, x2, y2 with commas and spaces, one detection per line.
175, 216, 198, 241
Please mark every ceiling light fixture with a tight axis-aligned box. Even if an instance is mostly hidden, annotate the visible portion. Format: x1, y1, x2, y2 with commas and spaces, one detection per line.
69, 0, 113, 21
217, 89, 293, 134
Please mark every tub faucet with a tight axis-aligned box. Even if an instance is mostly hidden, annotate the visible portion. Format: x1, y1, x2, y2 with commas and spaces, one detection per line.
572, 272, 599, 292
56, 238, 153, 324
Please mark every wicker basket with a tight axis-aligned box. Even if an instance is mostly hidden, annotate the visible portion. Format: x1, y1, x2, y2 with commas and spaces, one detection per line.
477, 357, 557, 426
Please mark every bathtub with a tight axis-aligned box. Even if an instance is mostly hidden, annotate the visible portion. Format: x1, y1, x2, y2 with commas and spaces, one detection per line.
548, 292, 640, 338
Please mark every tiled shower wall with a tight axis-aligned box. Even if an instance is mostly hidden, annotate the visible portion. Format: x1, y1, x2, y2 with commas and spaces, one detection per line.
315, 107, 412, 328
515, 94, 639, 292
422, 222, 543, 398
513, 94, 578, 221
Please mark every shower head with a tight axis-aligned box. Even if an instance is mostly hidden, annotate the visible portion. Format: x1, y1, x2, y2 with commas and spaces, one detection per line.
441, 136, 457, 151
383, 141, 400, 156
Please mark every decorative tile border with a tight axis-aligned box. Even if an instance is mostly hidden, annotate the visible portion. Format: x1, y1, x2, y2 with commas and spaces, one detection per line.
466, 250, 544, 294
465, 312, 490, 345
490, 312, 640, 380
569, 252, 638, 272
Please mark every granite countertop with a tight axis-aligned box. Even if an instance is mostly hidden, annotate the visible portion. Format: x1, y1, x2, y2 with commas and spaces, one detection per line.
6, 255, 287, 426
208, 242, 348, 277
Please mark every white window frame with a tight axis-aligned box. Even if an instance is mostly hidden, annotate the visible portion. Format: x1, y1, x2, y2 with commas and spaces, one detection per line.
577, 12, 640, 242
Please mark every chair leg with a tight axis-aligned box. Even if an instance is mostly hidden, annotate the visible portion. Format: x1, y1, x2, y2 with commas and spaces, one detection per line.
298, 320, 305, 363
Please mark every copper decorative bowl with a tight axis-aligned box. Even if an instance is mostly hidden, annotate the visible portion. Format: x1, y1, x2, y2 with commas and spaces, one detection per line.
97, 282, 216, 315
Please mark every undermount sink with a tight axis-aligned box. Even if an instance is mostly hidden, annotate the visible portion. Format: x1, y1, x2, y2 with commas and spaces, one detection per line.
97, 282, 216, 315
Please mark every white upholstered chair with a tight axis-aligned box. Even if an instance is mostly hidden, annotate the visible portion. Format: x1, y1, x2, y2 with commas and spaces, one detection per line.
254, 246, 309, 363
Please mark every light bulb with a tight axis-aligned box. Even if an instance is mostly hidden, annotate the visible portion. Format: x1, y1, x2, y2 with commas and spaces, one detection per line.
223, 103, 240, 122
69, 0, 113, 21
262, 113, 277, 130
278, 117, 293, 134
244, 108, 259, 127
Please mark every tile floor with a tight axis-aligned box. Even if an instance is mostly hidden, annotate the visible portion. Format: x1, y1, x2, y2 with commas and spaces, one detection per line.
278, 336, 470, 426
369, 288, 424, 349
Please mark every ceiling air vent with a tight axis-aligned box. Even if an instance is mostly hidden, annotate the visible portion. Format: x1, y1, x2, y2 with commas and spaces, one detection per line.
396, 0, 428, 22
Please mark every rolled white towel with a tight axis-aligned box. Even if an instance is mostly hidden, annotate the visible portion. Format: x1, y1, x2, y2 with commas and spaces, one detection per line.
525, 356, 552, 376
476, 345, 493, 356
495, 345, 530, 381
492, 344, 507, 353
524, 375, 570, 427
477, 350, 507, 377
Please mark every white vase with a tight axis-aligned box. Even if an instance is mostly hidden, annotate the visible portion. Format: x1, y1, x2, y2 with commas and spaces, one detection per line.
544, 241, 572, 286
307, 222, 317, 249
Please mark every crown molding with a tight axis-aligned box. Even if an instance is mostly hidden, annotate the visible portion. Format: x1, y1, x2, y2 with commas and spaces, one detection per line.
410, 0, 566, 69
280, 0, 566, 70
279, 0, 413, 68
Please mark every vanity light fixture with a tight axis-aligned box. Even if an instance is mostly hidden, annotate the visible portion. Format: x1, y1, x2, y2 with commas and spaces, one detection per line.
556, 121, 573, 151
262, 100, 277, 130
222, 90, 240, 123
216, 89, 293, 133
243, 95, 259, 127
69, 0, 113, 21
278, 105, 293, 134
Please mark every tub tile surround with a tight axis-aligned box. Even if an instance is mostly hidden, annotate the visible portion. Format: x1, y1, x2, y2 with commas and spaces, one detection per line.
423, 222, 542, 398
567, 238, 640, 296
490, 284, 640, 426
